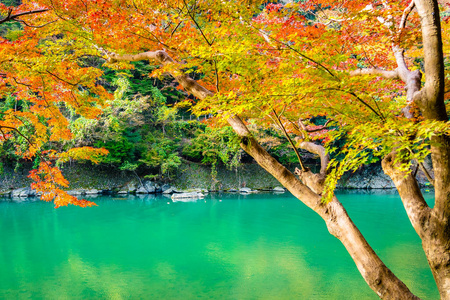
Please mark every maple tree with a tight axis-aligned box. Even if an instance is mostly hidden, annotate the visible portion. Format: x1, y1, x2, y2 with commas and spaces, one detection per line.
1, 0, 450, 298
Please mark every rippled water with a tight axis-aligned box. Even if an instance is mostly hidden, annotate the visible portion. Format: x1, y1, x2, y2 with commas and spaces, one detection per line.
0, 191, 438, 299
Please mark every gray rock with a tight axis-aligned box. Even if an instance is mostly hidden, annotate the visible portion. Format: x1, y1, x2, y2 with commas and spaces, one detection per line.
125, 182, 137, 193
143, 181, 157, 193
239, 187, 253, 193
0, 190, 11, 197
85, 189, 99, 195
161, 184, 171, 192
171, 192, 204, 201
117, 190, 128, 195
273, 187, 285, 193
19, 188, 34, 198
162, 187, 176, 194
12, 188, 26, 197
136, 186, 149, 194
67, 189, 85, 196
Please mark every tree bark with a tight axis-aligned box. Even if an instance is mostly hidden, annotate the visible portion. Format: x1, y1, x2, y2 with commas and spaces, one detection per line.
228, 115, 419, 299
377, 1, 450, 298
414, 1, 450, 298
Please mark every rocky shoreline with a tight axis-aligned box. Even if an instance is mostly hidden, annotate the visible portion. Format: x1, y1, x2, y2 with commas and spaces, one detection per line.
0, 160, 432, 200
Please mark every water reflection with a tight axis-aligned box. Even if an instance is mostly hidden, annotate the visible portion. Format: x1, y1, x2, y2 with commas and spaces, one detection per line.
0, 193, 438, 299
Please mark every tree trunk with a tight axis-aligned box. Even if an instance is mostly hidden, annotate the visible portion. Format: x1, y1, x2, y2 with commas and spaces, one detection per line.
227, 115, 419, 299
379, 1, 450, 298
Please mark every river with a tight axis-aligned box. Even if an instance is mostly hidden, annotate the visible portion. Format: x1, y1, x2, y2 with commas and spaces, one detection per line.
0, 191, 438, 299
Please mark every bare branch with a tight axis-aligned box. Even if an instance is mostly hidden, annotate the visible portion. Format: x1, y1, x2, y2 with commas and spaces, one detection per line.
272, 109, 307, 172
18, 19, 57, 28
349, 68, 399, 80
0, 9, 49, 25
297, 119, 329, 176
399, 1, 415, 30
213, 59, 220, 92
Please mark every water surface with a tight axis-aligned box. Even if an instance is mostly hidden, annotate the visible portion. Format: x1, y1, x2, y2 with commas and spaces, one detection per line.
0, 191, 438, 299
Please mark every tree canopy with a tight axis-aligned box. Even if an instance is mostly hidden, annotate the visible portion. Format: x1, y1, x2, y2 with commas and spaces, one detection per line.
0, 0, 450, 298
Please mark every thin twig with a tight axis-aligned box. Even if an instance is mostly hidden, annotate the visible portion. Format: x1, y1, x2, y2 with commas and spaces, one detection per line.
213, 59, 220, 92
182, 0, 213, 46
18, 19, 57, 28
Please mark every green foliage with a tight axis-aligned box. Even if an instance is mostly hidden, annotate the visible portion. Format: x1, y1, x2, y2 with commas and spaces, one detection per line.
0, 94, 20, 112
94, 138, 135, 165
1, 0, 21, 6
0, 0, 23, 40
4, 28, 22, 41
182, 126, 241, 178
119, 161, 138, 171
139, 134, 181, 179
322, 119, 450, 202
102, 61, 184, 104
59, 60, 238, 180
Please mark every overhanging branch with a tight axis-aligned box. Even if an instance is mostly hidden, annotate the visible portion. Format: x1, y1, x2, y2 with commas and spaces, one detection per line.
0, 8, 49, 25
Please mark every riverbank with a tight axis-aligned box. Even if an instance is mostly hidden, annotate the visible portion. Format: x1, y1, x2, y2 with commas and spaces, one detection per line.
0, 160, 432, 198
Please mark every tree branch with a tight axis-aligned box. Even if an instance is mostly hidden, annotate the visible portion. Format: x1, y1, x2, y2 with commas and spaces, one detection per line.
399, 1, 415, 30
0, 8, 49, 25
349, 68, 399, 80
297, 119, 329, 177
382, 152, 431, 237
18, 19, 57, 28
272, 109, 307, 172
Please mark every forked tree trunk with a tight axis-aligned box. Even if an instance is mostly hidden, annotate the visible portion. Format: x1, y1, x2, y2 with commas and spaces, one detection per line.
396, 1, 450, 298
227, 116, 420, 299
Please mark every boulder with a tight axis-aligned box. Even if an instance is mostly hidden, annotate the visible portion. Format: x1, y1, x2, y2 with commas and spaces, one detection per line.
0, 190, 11, 197
19, 188, 35, 198
67, 189, 85, 196
85, 189, 99, 195
136, 186, 149, 194
162, 187, 176, 194
273, 187, 285, 193
239, 187, 253, 193
171, 192, 204, 201
125, 182, 137, 193
143, 181, 158, 193
161, 184, 171, 192
12, 188, 26, 197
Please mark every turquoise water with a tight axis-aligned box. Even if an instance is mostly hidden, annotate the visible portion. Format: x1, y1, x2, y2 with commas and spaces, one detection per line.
0, 192, 438, 299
